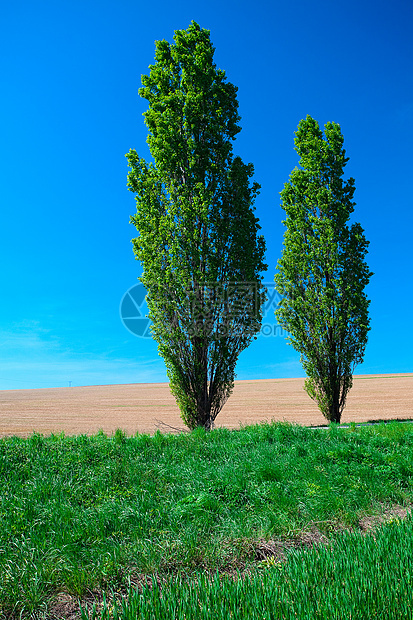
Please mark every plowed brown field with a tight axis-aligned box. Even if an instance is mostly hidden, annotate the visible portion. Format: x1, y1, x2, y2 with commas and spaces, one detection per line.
1, 373, 412, 438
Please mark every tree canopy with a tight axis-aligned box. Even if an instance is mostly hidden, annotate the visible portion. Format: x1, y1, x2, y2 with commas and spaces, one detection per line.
275, 115, 372, 423
126, 22, 267, 430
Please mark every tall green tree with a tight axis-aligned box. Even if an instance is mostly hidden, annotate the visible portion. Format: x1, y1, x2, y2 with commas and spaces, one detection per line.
126, 22, 267, 430
275, 116, 372, 423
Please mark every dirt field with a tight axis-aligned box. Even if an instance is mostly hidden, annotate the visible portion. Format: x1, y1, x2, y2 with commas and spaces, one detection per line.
0, 373, 412, 438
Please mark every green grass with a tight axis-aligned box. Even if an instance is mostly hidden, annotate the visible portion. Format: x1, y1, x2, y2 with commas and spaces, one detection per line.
82, 517, 413, 619
0, 421, 413, 618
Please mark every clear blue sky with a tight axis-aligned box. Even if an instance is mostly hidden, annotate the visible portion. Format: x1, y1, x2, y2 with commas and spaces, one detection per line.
1, 0, 412, 389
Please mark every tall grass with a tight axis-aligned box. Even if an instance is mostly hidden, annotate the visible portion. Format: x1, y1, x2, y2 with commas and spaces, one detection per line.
0, 421, 412, 617
83, 515, 413, 620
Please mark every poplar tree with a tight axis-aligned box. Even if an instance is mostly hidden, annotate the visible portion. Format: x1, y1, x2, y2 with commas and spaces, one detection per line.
275, 116, 372, 423
126, 22, 266, 430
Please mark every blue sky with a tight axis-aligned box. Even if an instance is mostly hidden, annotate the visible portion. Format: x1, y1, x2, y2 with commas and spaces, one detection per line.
1, 0, 412, 390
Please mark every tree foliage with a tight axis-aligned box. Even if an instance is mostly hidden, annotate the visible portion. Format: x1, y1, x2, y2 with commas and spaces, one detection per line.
275, 116, 372, 423
126, 22, 267, 430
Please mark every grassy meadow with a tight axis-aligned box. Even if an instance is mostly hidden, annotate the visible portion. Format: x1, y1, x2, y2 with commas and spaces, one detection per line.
0, 421, 412, 618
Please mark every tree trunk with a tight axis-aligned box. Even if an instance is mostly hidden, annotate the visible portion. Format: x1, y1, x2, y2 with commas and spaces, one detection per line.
328, 377, 342, 423
329, 402, 342, 424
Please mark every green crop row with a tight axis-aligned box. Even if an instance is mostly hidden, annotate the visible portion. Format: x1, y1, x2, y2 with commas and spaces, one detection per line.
82, 515, 413, 620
